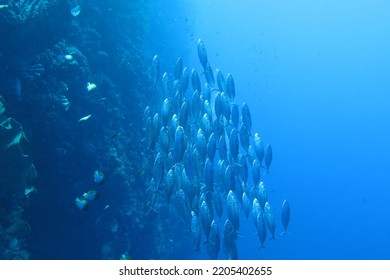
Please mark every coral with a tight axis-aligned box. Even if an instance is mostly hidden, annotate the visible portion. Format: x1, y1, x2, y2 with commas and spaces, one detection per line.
1, 0, 58, 26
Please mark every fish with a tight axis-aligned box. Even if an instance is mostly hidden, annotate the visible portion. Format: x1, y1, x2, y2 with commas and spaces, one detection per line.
200, 200, 213, 242
204, 62, 215, 88
281, 199, 290, 236
222, 219, 237, 260
24, 186, 38, 198
242, 192, 251, 220
264, 201, 276, 239
161, 98, 172, 127
264, 144, 273, 174
78, 114, 92, 123
214, 92, 223, 120
252, 198, 261, 226
224, 164, 235, 193
179, 101, 190, 127
203, 158, 214, 193
174, 126, 186, 163
191, 68, 201, 93
162, 72, 170, 98
258, 181, 268, 210
254, 133, 265, 165
86, 82, 97, 92
75, 197, 88, 211
252, 159, 261, 186
165, 169, 174, 204
153, 153, 165, 189
229, 128, 239, 163
216, 69, 226, 92
230, 103, 239, 129
256, 211, 267, 248
175, 188, 189, 223
212, 191, 223, 220
180, 67, 189, 93
218, 135, 227, 161
241, 102, 252, 134
207, 132, 217, 161
225, 73, 235, 102
197, 39, 208, 69
191, 211, 201, 251
238, 154, 248, 184
151, 54, 160, 87
175, 57, 183, 81
159, 126, 170, 155
94, 170, 105, 184
226, 190, 240, 232
207, 220, 220, 259
83, 190, 99, 201
239, 122, 250, 154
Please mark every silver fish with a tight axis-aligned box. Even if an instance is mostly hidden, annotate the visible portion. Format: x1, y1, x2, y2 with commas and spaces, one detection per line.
151, 54, 160, 86
216, 69, 226, 92
225, 73, 235, 102
242, 192, 251, 220
197, 38, 208, 69
252, 159, 261, 186
241, 102, 252, 134
175, 57, 183, 81
162, 72, 170, 98
229, 128, 239, 163
281, 199, 290, 236
254, 133, 265, 165
207, 220, 220, 259
226, 190, 240, 232
212, 191, 223, 220
191, 211, 201, 251
174, 126, 186, 163
191, 68, 201, 93
153, 152, 164, 190
159, 126, 170, 155
161, 98, 172, 127
191, 90, 201, 122
252, 198, 261, 226
239, 122, 250, 154
264, 144, 273, 174
180, 66, 189, 93
222, 219, 237, 260
218, 135, 227, 161
204, 62, 215, 88
200, 200, 213, 242
256, 211, 267, 248
264, 201, 276, 239
230, 103, 239, 129
207, 132, 217, 161
165, 169, 174, 203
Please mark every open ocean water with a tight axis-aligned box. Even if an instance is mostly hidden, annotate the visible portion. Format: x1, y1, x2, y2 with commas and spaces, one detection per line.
0, 0, 389, 260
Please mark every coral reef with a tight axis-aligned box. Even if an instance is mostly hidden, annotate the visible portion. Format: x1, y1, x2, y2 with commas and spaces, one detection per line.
1, 0, 58, 26
0, 96, 35, 259
0, 96, 37, 196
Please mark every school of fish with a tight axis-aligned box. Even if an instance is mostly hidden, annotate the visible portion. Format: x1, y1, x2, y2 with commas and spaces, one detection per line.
144, 39, 291, 259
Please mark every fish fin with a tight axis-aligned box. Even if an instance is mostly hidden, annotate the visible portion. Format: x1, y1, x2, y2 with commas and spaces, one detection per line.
280, 231, 290, 237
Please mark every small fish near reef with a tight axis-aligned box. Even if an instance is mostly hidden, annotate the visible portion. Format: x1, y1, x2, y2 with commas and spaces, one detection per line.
94, 170, 105, 185
82, 190, 99, 201
78, 114, 92, 123
86, 82, 97, 92
75, 196, 88, 211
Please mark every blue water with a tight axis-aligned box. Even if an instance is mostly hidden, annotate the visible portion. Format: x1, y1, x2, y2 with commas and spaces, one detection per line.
0, 0, 389, 260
